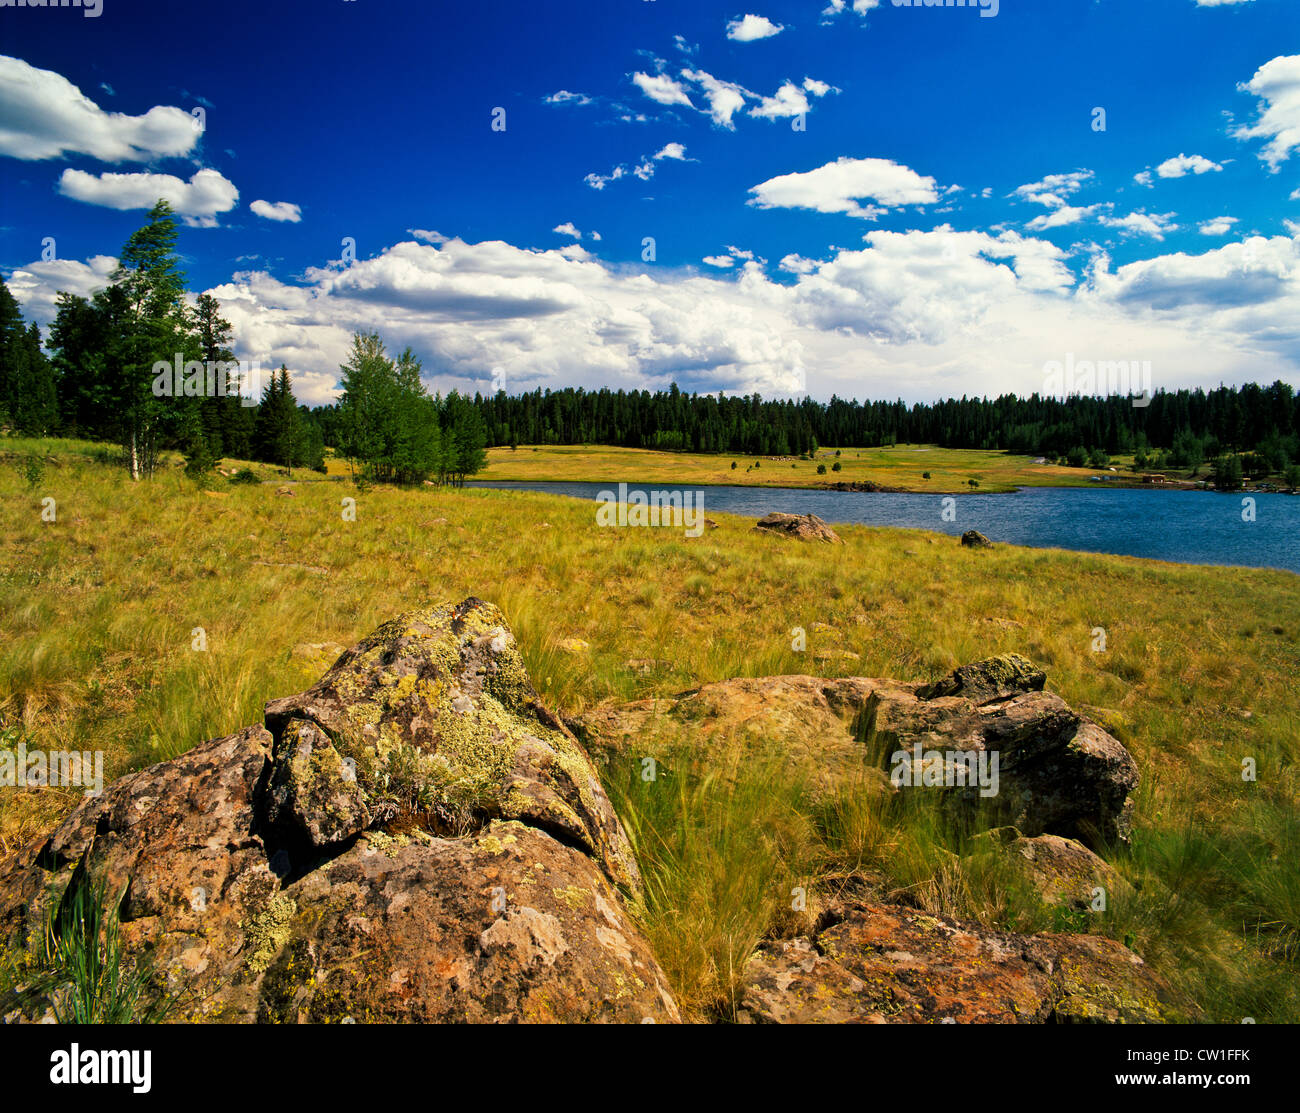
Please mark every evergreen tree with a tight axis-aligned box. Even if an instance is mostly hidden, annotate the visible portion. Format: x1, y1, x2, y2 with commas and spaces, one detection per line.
441, 390, 486, 486
48, 288, 121, 438
296, 407, 327, 472
1213, 454, 1244, 492
191, 292, 256, 460
337, 332, 397, 481
254, 365, 302, 474
0, 279, 59, 434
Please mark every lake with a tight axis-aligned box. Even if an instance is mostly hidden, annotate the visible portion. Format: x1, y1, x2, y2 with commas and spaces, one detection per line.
468, 481, 1300, 574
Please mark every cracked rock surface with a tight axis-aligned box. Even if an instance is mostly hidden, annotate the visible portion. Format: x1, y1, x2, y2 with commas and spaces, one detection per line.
0, 599, 678, 1023
737, 902, 1186, 1024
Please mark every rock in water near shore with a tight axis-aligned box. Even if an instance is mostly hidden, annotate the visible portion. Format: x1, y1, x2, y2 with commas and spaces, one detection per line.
0, 599, 679, 1023
753, 512, 843, 543
960, 529, 993, 548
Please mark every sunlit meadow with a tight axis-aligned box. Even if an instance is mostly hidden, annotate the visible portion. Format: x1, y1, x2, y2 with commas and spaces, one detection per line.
2, 439, 1298, 1022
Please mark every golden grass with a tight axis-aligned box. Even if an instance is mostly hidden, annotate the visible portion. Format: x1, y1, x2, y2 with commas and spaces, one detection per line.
1, 437, 1298, 1021
479, 442, 1106, 492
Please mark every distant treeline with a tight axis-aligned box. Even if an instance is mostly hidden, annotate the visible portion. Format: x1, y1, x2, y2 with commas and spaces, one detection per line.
4, 201, 1298, 485
467, 382, 1300, 477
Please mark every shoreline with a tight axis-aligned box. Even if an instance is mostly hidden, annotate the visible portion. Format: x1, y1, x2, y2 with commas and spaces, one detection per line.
471, 476, 1294, 496
464, 480, 1300, 574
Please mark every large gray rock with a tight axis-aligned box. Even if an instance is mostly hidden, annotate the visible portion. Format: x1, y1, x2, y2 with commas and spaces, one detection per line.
865, 656, 1139, 847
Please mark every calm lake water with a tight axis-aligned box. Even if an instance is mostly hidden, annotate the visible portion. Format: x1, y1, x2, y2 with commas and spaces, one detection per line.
468, 481, 1300, 574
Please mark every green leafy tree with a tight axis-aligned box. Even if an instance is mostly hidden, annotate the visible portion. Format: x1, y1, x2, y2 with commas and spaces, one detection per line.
387, 348, 442, 484
110, 201, 196, 479
336, 333, 450, 485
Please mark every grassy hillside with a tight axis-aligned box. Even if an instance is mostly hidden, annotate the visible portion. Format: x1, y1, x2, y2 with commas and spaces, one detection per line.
2, 437, 1298, 1021
478, 443, 1120, 492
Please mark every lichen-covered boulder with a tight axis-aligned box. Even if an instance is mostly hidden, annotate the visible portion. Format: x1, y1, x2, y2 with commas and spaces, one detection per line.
737, 902, 1188, 1024
0, 724, 277, 1021
753, 512, 843, 543
972, 827, 1129, 911
865, 657, 1138, 848
917, 653, 1045, 702
577, 657, 1135, 850
262, 598, 639, 891
0, 600, 679, 1023
253, 822, 677, 1024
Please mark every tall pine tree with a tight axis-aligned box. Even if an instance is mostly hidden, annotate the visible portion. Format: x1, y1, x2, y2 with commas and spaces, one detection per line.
0, 278, 58, 435
253, 364, 310, 475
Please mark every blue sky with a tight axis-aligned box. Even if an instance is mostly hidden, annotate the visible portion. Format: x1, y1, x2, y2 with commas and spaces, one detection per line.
2, 0, 1299, 405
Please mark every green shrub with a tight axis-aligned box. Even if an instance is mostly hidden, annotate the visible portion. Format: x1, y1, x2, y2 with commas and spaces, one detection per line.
18, 455, 44, 491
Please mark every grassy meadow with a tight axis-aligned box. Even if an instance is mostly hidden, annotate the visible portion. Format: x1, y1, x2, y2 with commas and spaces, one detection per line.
478, 442, 1115, 492
2, 437, 1299, 1022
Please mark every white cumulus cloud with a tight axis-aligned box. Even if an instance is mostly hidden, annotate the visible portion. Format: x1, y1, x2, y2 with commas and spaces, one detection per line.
1235, 54, 1300, 169
57, 167, 239, 227
1099, 210, 1179, 241
250, 199, 302, 223
1156, 153, 1224, 178
726, 14, 785, 42
11, 227, 1300, 406
0, 56, 200, 162
1199, 216, 1239, 236
680, 69, 750, 128
631, 72, 694, 108
821, 0, 882, 17
749, 157, 940, 218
